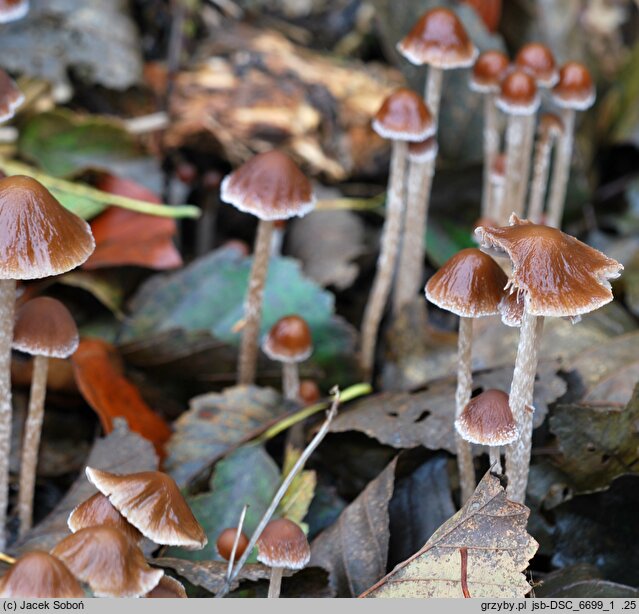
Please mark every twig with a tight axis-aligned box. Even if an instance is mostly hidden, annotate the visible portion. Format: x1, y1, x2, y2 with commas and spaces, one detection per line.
0, 552, 15, 564
216, 386, 343, 598
227, 504, 248, 582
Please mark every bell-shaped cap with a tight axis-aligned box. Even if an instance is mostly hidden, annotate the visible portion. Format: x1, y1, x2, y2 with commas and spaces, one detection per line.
496, 69, 540, 115
514, 43, 558, 88
552, 61, 595, 110
475, 215, 623, 318
397, 8, 478, 68
0, 0, 29, 23
12, 297, 79, 358
145, 575, 187, 598
51, 527, 163, 598
68, 492, 143, 545
85, 467, 207, 549
372, 88, 435, 142
256, 518, 310, 570
455, 389, 519, 446
220, 151, 315, 221
0, 175, 95, 280
469, 50, 509, 93
0, 551, 83, 598
0, 69, 24, 122
408, 136, 438, 163
216, 527, 250, 561
262, 315, 313, 363
425, 248, 508, 318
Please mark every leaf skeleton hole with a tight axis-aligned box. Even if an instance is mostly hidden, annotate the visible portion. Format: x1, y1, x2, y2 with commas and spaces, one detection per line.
460, 547, 471, 598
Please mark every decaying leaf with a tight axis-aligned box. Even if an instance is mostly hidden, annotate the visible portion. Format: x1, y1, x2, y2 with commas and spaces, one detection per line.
536, 564, 639, 598
310, 458, 397, 597
361, 472, 538, 598
58, 271, 126, 316
277, 446, 317, 528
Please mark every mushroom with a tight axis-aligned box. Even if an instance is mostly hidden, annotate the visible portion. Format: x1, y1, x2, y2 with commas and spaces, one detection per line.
145, 575, 187, 598
527, 114, 563, 223
85, 467, 207, 549
455, 389, 518, 475
220, 151, 315, 385
0, 0, 28, 23
256, 518, 310, 599
51, 527, 164, 598
546, 61, 596, 228
475, 215, 623, 502
392, 136, 438, 314
12, 297, 79, 536
0, 69, 24, 122
425, 248, 508, 503
397, 7, 478, 125
67, 492, 143, 545
360, 88, 434, 378
217, 527, 250, 561
490, 153, 507, 223
299, 379, 320, 405
0, 551, 83, 598
468, 50, 510, 218
262, 315, 313, 403
496, 70, 540, 218
0, 175, 94, 546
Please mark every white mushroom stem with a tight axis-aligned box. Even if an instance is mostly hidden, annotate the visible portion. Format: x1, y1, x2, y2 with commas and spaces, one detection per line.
505, 310, 545, 503
267, 567, 284, 598
392, 155, 435, 314
282, 362, 300, 402
360, 140, 408, 380
424, 67, 444, 126
0, 278, 16, 549
513, 115, 536, 216
18, 354, 49, 537
455, 317, 476, 504
489, 446, 502, 475
503, 115, 527, 218
546, 109, 576, 228
491, 174, 506, 224
238, 219, 275, 385
481, 94, 499, 217
527, 127, 557, 223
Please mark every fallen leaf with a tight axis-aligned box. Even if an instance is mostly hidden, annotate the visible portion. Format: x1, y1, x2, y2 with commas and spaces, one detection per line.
310, 457, 397, 597
58, 271, 125, 316
361, 472, 538, 598
536, 564, 639, 598
277, 446, 317, 529
71, 338, 172, 456
15, 419, 158, 553
164, 386, 286, 487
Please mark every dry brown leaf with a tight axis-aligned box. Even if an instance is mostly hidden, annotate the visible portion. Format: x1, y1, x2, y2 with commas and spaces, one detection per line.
361, 472, 538, 598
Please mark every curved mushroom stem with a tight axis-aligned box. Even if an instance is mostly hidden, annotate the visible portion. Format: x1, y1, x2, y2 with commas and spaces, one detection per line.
489, 446, 502, 475
424, 67, 443, 125
392, 155, 435, 315
268, 567, 284, 598
505, 310, 545, 503
503, 115, 527, 218
17, 354, 49, 537
455, 317, 476, 504
546, 109, 576, 228
513, 115, 536, 216
238, 220, 275, 385
0, 278, 16, 549
360, 140, 408, 380
481, 94, 499, 217
527, 127, 556, 223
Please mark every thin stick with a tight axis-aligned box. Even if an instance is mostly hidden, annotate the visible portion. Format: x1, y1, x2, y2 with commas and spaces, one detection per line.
0, 552, 15, 565
226, 504, 248, 582
217, 387, 343, 598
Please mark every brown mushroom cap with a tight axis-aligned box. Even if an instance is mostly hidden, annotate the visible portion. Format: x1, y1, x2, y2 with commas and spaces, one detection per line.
262, 315, 313, 363
455, 389, 519, 446
397, 7, 478, 68
145, 575, 187, 598
539, 113, 563, 138
299, 379, 321, 405
0, 175, 95, 280
85, 467, 207, 549
216, 527, 250, 561
0, 69, 24, 122
12, 297, 79, 358
51, 526, 163, 598
220, 151, 315, 221
256, 518, 311, 570
496, 69, 540, 115
469, 50, 510, 93
0, 0, 28, 23
408, 136, 438, 163
67, 492, 143, 545
475, 214, 623, 318
425, 248, 508, 318
0, 551, 84, 598
552, 61, 595, 110
372, 88, 435, 142
515, 43, 558, 88
499, 289, 525, 328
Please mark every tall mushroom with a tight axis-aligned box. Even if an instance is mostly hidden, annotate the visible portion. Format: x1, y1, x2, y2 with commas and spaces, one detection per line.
0, 175, 94, 546
13, 296, 79, 536
360, 88, 434, 378
476, 215, 623, 502
425, 248, 508, 503
0, 0, 28, 23
220, 151, 315, 385
0, 69, 24, 122
397, 7, 478, 125
468, 50, 510, 217
546, 62, 596, 228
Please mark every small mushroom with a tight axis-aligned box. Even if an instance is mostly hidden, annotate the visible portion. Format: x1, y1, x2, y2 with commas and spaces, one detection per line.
0, 0, 28, 23
425, 248, 508, 503
455, 389, 519, 475
0, 551, 83, 598
85, 467, 207, 549
546, 62, 596, 228
256, 518, 310, 599
0, 69, 24, 122
51, 527, 164, 598
12, 297, 79, 536
216, 527, 250, 561
299, 379, 320, 405
220, 151, 315, 385
145, 575, 187, 598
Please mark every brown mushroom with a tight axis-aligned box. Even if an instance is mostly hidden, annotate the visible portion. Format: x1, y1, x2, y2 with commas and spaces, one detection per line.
425, 248, 508, 502
0, 0, 28, 23
220, 151, 315, 385
145, 575, 187, 598
216, 527, 250, 561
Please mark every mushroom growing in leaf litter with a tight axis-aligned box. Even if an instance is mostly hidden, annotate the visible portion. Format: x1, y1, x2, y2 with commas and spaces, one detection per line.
217, 527, 250, 561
